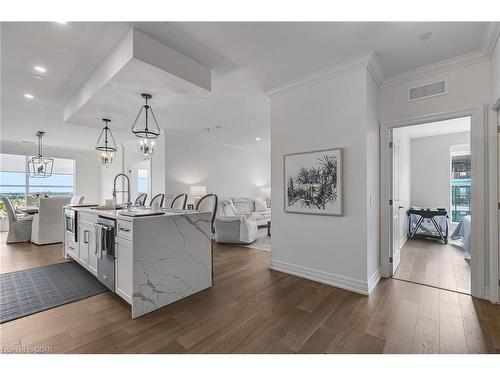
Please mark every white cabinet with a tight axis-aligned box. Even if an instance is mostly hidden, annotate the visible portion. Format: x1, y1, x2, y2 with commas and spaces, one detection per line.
77, 222, 98, 276
78, 224, 89, 265
66, 237, 79, 258
115, 236, 133, 304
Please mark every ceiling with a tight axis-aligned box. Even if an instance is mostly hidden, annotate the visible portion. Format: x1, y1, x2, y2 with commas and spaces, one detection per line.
396, 117, 471, 139
0, 22, 488, 152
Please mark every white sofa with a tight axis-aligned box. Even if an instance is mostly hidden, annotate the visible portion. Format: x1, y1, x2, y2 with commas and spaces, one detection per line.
214, 197, 271, 244
31, 197, 71, 245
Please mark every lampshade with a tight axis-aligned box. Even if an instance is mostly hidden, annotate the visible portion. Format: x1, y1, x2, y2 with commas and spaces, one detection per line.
190, 185, 206, 197
261, 187, 271, 197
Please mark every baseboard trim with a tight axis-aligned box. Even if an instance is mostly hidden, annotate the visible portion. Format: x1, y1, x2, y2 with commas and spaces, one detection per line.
269, 259, 369, 295
367, 267, 382, 294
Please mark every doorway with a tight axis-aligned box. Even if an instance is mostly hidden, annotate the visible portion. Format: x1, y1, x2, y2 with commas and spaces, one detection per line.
389, 116, 472, 294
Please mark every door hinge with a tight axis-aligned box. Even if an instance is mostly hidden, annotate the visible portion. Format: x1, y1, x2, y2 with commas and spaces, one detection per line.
498, 279, 500, 287
389, 141, 393, 148
389, 199, 393, 205
389, 257, 393, 263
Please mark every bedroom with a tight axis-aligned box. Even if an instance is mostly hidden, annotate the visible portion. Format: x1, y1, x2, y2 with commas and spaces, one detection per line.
391, 116, 472, 294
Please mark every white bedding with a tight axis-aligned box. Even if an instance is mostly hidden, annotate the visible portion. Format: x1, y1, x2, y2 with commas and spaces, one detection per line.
451, 215, 471, 260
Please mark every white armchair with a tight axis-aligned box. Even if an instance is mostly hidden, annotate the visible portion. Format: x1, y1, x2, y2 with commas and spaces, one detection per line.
215, 198, 258, 244
31, 197, 71, 245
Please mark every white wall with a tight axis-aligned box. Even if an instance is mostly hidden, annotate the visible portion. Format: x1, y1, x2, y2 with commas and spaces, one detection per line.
0, 140, 101, 203
366, 72, 380, 285
411, 131, 470, 210
164, 131, 270, 205
491, 31, 500, 108
393, 127, 411, 247
270, 67, 377, 294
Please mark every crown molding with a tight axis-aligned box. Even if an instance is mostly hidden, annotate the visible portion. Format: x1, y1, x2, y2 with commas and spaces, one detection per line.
367, 52, 384, 88
265, 52, 381, 99
382, 51, 489, 88
480, 22, 500, 58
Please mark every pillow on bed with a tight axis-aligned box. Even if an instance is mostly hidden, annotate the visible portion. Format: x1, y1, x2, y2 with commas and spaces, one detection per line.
254, 199, 268, 212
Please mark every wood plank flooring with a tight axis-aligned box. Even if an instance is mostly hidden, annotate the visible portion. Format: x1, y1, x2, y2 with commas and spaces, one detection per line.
1, 233, 499, 354
394, 238, 471, 294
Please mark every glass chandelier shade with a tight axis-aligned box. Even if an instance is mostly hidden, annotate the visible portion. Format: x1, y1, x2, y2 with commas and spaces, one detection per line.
28, 131, 54, 178
131, 93, 161, 141
137, 138, 155, 158
95, 118, 117, 167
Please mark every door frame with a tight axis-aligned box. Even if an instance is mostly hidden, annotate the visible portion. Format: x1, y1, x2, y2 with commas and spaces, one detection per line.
380, 107, 489, 300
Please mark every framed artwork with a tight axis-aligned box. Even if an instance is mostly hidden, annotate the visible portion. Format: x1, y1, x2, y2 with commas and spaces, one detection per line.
284, 148, 343, 216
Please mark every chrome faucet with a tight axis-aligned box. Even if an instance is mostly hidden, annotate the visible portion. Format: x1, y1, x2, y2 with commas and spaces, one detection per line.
112, 173, 131, 207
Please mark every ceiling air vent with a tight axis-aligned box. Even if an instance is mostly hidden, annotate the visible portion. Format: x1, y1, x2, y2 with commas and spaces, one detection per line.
408, 80, 447, 101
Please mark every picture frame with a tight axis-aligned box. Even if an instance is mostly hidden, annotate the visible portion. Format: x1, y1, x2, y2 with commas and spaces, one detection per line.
284, 148, 343, 216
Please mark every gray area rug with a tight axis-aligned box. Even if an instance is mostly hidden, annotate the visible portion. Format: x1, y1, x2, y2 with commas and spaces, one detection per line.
240, 228, 271, 252
0, 261, 108, 324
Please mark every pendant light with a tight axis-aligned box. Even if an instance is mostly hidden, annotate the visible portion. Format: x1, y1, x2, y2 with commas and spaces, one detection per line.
95, 118, 117, 167
28, 131, 54, 178
131, 93, 160, 157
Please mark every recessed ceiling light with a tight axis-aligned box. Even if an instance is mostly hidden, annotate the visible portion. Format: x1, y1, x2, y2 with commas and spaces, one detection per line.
419, 32, 432, 41
55, 21, 67, 24
201, 97, 208, 101
24, 93, 34, 99
34, 66, 46, 73
255, 137, 261, 141
33, 74, 44, 80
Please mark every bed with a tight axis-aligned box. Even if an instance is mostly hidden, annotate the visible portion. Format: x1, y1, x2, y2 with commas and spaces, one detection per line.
451, 215, 471, 260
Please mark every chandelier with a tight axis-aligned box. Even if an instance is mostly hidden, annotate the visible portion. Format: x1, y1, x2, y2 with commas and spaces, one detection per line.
131, 93, 160, 157
95, 118, 117, 167
28, 131, 54, 178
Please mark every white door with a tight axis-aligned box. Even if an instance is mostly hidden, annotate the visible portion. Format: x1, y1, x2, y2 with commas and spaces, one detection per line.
115, 237, 133, 304
390, 132, 401, 275
87, 225, 97, 276
78, 224, 89, 265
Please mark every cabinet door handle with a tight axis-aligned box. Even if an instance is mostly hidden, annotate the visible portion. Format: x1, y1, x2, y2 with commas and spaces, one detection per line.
119, 227, 130, 232
84, 230, 89, 244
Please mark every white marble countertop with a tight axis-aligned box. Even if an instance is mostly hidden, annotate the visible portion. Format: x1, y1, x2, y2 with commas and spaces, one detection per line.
64, 205, 209, 221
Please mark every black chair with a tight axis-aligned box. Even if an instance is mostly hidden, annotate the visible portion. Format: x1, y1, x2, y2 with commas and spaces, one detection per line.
134, 193, 148, 206
150, 193, 165, 208
170, 194, 188, 209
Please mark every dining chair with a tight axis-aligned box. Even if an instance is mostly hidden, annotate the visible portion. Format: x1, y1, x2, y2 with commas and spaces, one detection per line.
31, 197, 71, 245
134, 193, 148, 206
150, 193, 165, 208
195, 193, 218, 278
196, 194, 218, 236
2, 196, 33, 244
170, 194, 188, 209
70, 195, 84, 205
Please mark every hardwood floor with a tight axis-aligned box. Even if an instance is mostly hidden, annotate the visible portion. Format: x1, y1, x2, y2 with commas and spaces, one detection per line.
0, 233, 68, 274
1, 233, 499, 354
394, 238, 471, 294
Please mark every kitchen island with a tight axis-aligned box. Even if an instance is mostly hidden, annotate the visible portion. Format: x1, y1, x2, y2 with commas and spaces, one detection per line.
63, 206, 212, 318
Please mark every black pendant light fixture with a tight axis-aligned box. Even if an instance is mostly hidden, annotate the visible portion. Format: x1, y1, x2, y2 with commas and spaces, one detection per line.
131, 93, 160, 157
95, 118, 117, 167
28, 131, 54, 178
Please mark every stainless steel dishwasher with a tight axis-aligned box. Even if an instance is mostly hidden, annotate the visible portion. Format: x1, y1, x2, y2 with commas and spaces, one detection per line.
95, 216, 116, 291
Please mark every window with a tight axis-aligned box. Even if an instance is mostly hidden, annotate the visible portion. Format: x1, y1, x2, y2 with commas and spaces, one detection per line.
0, 153, 75, 208
137, 168, 149, 195
450, 147, 471, 223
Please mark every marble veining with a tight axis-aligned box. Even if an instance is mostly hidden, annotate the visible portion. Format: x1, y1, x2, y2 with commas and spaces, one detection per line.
132, 212, 212, 318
